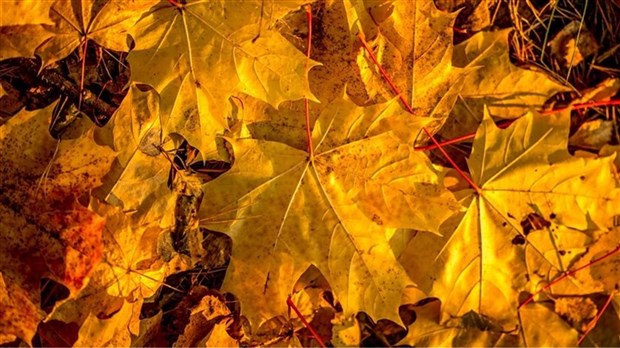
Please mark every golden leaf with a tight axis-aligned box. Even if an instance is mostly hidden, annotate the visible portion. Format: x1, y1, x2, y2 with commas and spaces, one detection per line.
128, 0, 319, 157
199, 95, 456, 327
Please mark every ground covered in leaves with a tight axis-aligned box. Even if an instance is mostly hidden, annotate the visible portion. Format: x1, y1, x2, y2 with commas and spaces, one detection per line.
1, 0, 620, 347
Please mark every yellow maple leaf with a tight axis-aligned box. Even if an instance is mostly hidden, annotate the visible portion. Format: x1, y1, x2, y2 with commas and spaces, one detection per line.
451, 29, 569, 119
96, 85, 179, 227
74, 299, 141, 347
128, 0, 319, 157
91, 199, 169, 299
347, 0, 466, 120
199, 95, 458, 328
403, 109, 620, 328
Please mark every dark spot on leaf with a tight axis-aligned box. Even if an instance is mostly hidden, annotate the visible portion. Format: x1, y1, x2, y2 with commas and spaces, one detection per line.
550, 213, 556, 219
372, 214, 383, 225
512, 235, 526, 245
521, 213, 551, 235
580, 175, 585, 180
558, 250, 566, 256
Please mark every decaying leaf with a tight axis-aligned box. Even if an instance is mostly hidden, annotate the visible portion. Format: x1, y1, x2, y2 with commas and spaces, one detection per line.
549, 21, 600, 68
0, 103, 113, 318
555, 297, 598, 330
0, 273, 44, 345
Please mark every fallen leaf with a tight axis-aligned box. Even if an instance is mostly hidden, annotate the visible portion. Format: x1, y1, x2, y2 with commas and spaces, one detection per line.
90, 199, 169, 299
569, 119, 613, 149
33, 0, 157, 68
452, 30, 568, 119
0, 273, 44, 345
73, 299, 141, 347
403, 109, 620, 328
0, 102, 113, 308
348, 0, 467, 120
549, 21, 600, 68
95, 85, 178, 227
519, 303, 579, 346
205, 318, 239, 347
128, 0, 318, 157
198, 95, 453, 327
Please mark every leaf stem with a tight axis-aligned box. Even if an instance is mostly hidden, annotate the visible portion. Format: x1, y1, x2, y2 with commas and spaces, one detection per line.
357, 33, 415, 114
422, 127, 481, 193
304, 5, 313, 158
287, 295, 326, 348
415, 119, 515, 151
416, 98, 620, 152
577, 291, 615, 345
518, 244, 620, 308
540, 99, 620, 115
78, 38, 89, 111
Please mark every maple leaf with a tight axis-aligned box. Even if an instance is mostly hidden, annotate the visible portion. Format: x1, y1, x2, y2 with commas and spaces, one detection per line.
0, 273, 44, 345
95, 85, 180, 226
90, 199, 169, 299
0, 102, 115, 296
199, 95, 458, 328
0, 1, 54, 26
398, 300, 519, 347
347, 0, 466, 119
36, 0, 157, 68
450, 29, 569, 119
73, 299, 141, 347
1, 0, 156, 65
0, 103, 119, 346
546, 228, 620, 297
128, 0, 319, 157
401, 109, 620, 328
519, 303, 579, 346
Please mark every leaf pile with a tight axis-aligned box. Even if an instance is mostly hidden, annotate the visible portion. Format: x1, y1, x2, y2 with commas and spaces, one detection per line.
1, 0, 619, 346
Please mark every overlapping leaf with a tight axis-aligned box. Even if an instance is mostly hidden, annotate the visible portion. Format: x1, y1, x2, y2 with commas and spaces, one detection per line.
128, 0, 319, 157
346, 0, 466, 119
1, 0, 155, 64
451, 30, 569, 119
402, 110, 620, 328
199, 95, 458, 327
0, 103, 115, 345
95, 85, 179, 226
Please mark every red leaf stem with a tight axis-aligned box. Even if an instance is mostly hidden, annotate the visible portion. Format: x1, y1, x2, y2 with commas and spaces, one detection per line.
287, 295, 326, 348
577, 291, 616, 345
414, 119, 515, 151
518, 244, 620, 308
357, 33, 415, 114
422, 127, 481, 193
540, 99, 620, 115
416, 98, 620, 152
166, 0, 183, 7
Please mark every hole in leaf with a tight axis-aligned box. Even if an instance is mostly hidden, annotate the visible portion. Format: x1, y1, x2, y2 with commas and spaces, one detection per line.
40, 277, 70, 314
